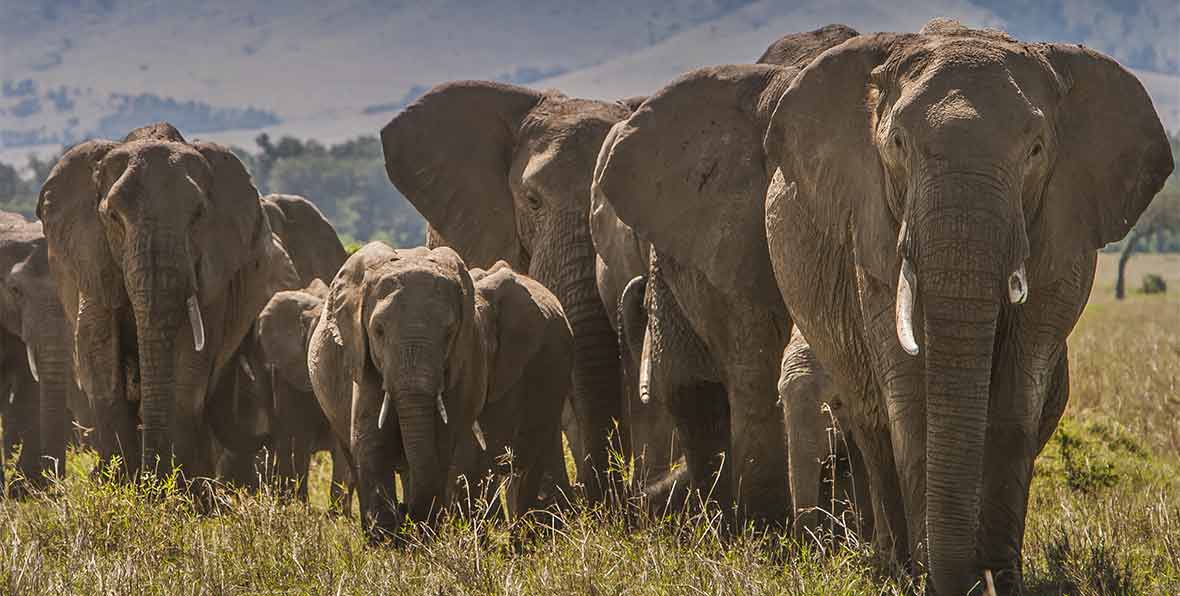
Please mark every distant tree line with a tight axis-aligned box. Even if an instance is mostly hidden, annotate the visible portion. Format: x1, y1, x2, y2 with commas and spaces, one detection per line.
0, 133, 428, 248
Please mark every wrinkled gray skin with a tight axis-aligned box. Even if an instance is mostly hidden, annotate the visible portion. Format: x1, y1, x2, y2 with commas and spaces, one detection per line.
592, 24, 860, 526
778, 328, 873, 540
210, 193, 349, 493
603, 20, 1173, 595
253, 280, 352, 510
0, 212, 91, 494
383, 85, 674, 503
764, 21, 1173, 593
308, 244, 571, 540
37, 122, 299, 480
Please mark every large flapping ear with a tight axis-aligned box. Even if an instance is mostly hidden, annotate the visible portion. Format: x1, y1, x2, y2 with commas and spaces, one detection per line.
36, 140, 124, 304
381, 81, 544, 269
765, 33, 906, 287
590, 121, 649, 287
756, 24, 860, 67
324, 242, 388, 384
1030, 44, 1174, 281
192, 141, 270, 304
263, 193, 348, 285
595, 64, 794, 307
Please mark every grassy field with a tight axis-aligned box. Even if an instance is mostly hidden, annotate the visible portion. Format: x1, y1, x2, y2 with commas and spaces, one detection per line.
1, 254, 1178, 595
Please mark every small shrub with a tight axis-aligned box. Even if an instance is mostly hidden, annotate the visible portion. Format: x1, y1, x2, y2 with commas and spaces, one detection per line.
1141, 273, 1167, 294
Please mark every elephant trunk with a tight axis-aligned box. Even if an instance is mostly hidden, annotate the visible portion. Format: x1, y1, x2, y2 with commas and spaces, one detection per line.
126, 230, 193, 474
394, 385, 444, 524
32, 334, 70, 480
531, 209, 623, 502
911, 172, 1011, 595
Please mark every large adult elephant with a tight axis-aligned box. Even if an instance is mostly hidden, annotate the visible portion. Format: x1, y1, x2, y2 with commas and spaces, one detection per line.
381, 85, 666, 501
602, 19, 1173, 595
0, 211, 90, 491
592, 24, 860, 525
37, 122, 298, 479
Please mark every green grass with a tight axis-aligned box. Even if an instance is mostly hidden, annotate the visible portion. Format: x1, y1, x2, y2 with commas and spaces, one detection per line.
1, 254, 1178, 594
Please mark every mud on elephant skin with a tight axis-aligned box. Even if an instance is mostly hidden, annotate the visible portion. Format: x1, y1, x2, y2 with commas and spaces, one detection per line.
591, 24, 860, 526
37, 122, 299, 480
307, 244, 572, 540
761, 20, 1173, 594
0, 211, 90, 493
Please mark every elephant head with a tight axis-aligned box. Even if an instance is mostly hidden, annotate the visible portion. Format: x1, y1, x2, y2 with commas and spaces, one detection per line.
37, 122, 283, 475
381, 82, 630, 500
311, 243, 485, 539
763, 21, 1173, 593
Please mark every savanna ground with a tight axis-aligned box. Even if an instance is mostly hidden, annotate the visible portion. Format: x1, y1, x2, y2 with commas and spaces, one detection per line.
1, 254, 1177, 595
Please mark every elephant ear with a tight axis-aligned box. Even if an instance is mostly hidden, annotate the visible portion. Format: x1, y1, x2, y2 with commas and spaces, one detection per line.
474, 265, 545, 407
595, 64, 792, 306
381, 81, 544, 269
756, 24, 860, 67
192, 141, 270, 304
1030, 44, 1175, 281
765, 33, 905, 287
264, 193, 348, 285
323, 243, 386, 383
36, 140, 124, 304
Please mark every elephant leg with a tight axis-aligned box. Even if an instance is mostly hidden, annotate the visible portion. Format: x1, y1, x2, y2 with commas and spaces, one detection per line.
669, 382, 730, 510
726, 366, 789, 528
843, 432, 875, 541
10, 374, 41, 494
784, 376, 826, 539
75, 300, 137, 479
851, 423, 909, 575
329, 442, 352, 514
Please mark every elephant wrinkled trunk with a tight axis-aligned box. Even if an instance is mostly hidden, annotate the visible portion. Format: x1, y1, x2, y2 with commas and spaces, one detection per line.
913, 174, 1010, 595
394, 385, 444, 524
32, 339, 70, 480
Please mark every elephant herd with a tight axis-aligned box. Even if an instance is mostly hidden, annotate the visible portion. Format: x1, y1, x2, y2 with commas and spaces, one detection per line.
0, 20, 1172, 596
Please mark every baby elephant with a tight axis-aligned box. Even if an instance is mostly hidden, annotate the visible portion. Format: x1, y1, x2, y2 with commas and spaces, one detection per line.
778, 328, 873, 541
308, 244, 572, 540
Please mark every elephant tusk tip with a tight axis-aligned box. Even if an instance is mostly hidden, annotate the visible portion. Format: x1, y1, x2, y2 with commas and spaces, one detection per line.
472, 420, 487, 451
26, 344, 39, 383
983, 569, 997, 596
899, 339, 919, 356
639, 389, 650, 404
378, 391, 392, 430
436, 392, 448, 425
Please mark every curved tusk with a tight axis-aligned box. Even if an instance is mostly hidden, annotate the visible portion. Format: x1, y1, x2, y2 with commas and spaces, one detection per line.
378, 391, 392, 430
436, 392, 448, 425
638, 331, 653, 404
983, 569, 997, 596
895, 258, 920, 356
239, 356, 256, 383
187, 295, 206, 352
26, 344, 39, 383
472, 420, 487, 451
1008, 263, 1028, 305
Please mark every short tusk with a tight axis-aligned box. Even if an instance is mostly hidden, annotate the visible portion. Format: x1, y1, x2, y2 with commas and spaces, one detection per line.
378, 391, 392, 430
26, 344, 39, 383
472, 420, 487, 451
239, 356, 256, 383
895, 258, 920, 356
8, 390, 14, 405
436, 392, 448, 425
1008, 263, 1028, 304
983, 569, 997, 596
187, 295, 206, 352
638, 331, 653, 404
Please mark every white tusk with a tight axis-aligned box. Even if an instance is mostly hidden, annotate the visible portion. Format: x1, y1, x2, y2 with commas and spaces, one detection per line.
895, 258, 920, 356
638, 331, 653, 404
8, 390, 13, 405
1008, 263, 1028, 305
378, 391, 392, 430
26, 344, 39, 383
983, 569, 997, 596
187, 295, 205, 352
239, 356, 256, 382
472, 420, 487, 451
436, 392, 448, 425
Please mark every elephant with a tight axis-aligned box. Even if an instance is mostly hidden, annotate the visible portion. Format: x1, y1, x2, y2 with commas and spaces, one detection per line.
381, 83, 677, 503
778, 328, 873, 541
209, 193, 350, 490
590, 24, 860, 525
307, 243, 572, 539
600, 19, 1173, 594
36, 122, 300, 480
254, 280, 352, 509
0, 211, 91, 493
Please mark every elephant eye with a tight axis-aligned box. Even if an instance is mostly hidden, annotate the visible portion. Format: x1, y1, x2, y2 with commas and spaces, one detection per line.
1029, 142, 1043, 158
525, 192, 542, 210
373, 324, 384, 338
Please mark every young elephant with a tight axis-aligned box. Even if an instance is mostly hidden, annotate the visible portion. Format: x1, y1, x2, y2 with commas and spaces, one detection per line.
308, 244, 572, 539
778, 328, 873, 540
254, 280, 352, 509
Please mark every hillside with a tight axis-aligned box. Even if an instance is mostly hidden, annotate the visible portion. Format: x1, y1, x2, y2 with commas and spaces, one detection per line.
2, 0, 1178, 166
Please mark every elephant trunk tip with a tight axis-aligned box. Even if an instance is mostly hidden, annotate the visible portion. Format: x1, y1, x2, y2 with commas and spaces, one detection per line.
378, 391, 393, 430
